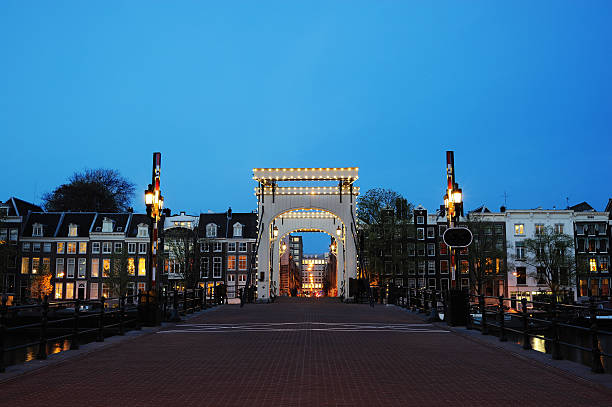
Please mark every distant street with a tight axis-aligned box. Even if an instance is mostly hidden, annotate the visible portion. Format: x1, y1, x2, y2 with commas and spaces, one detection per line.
1, 298, 610, 406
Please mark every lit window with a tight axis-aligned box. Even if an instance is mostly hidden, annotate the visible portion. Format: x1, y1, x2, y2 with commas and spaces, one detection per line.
554, 224, 564, 234
228, 255, 236, 270
514, 224, 524, 235
66, 282, 74, 299
590, 258, 597, 272
103, 259, 110, 277
21, 257, 29, 274
535, 224, 544, 235
440, 260, 449, 274
79, 242, 87, 254
55, 283, 63, 299
56, 258, 65, 278
128, 258, 135, 275
138, 258, 146, 276
67, 242, 76, 254
31, 257, 40, 274
90, 282, 99, 299
68, 224, 78, 237
238, 255, 247, 270
57, 242, 65, 254
91, 258, 99, 278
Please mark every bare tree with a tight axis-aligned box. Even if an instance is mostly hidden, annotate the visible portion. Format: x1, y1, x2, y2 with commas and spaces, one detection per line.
107, 247, 132, 298
164, 228, 200, 290
520, 225, 576, 300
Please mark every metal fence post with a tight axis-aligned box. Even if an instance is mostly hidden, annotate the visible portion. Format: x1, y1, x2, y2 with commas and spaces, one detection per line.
521, 298, 531, 350
37, 295, 49, 360
479, 294, 488, 335
498, 295, 507, 342
135, 290, 142, 330
465, 293, 472, 330
97, 297, 105, 342
589, 297, 604, 373
119, 295, 125, 336
550, 296, 561, 360
70, 298, 80, 350
0, 295, 7, 372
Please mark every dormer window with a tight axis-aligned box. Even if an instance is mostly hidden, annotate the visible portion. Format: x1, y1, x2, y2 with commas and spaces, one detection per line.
137, 223, 149, 238
68, 224, 78, 237
206, 223, 217, 238
33, 223, 43, 237
102, 218, 114, 233
233, 222, 243, 237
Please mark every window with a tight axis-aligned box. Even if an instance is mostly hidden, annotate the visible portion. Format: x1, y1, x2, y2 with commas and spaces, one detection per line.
138, 243, 147, 254
57, 242, 65, 254
514, 224, 524, 235
590, 258, 597, 272
213, 242, 222, 252
227, 274, 236, 283
137, 282, 146, 293
102, 218, 114, 233
0, 228, 7, 242
535, 224, 544, 235
233, 223, 243, 237
91, 258, 99, 278
200, 242, 209, 252
42, 258, 50, 274
439, 225, 447, 235
418, 261, 425, 275
536, 267, 546, 285
428, 278, 436, 289
138, 258, 146, 276
417, 216, 424, 224
440, 260, 449, 274
33, 224, 43, 237
21, 257, 29, 274
92, 242, 100, 254
239, 242, 247, 252
495, 224, 503, 235
90, 282, 99, 299
67, 258, 75, 278
67, 242, 76, 254
228, 242, 236, 252
206, 223, 217, 238
408, 243, 415, 256
428, 260, 436, 274
427, 243, 435, 256
55, 283, 63, 299
127, 258, 135, 275
460, 260, 469, 274
128, 243, 136, 254
439, 242, 448, 255
68, 224, 78, 237
137, 224, 148, 238
515, 267, 526, 285
31, 257, 40, 274
9, 229, 18, 242
213, 257, 222, 278
417, 228, 424, 240
103, 259, 110, 277
66, 282, 74, 299
228, 255, 236, 270
42, 242, 51, 253
417, 243, 425, 256
102, 242, 111, 254
112, 242, 121, 253
515, 242, 525, 260
427, 227, 435, 238
461, 278, 470, 289
554, 224, 564, 234
102, 283, 109, 298
22, 242, 30, 251
78, 258, 86, 278
200, 258, 209, 278
78, 242, 87, 254
600, 258, 609, 272
55, 258, 65, 278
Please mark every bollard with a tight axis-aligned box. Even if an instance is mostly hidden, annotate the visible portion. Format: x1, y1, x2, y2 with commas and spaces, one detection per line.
70, 298, 80, 350
550, 296, 561, 360
465, 294, 472, 330
135, 290, 141, 330
0, 295, 8, 372
589, 297, 604, 373
498, 295, 507, 342
97, 297, 105, 342
521, 298, 531, 350
119, 295, 125, 336
479, 294, 488, 335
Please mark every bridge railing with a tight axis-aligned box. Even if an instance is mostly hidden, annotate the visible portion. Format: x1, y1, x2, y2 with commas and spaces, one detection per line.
0, 288, 213, 373
395, 287, 611, 374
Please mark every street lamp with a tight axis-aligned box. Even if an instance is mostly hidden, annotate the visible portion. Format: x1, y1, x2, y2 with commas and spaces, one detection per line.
144, 153, 163, 294
336, 226, 342, 237
273, 225, 279, 238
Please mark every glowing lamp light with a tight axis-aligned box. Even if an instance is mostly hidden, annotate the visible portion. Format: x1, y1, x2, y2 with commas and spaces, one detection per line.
281, 242, 287, 251
453, 189, 463, 204
273, 226, 279, 238
145, 189, 154, 205
336, 226, 342, 237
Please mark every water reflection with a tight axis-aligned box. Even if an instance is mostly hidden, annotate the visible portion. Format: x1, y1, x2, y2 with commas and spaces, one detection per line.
20, 339, 72, 364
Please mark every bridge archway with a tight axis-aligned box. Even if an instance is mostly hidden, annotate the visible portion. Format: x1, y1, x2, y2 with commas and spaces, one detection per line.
253, 168, 359, 301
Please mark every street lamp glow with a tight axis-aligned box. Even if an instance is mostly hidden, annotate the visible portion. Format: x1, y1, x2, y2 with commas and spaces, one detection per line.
453, 189, 462, 204
145, 189, 154, 205
273, 226, 279, 238
336, 226, 342, 236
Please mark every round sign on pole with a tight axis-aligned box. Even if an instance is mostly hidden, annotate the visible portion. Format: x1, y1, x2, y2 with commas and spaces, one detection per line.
443, 227, 473, 248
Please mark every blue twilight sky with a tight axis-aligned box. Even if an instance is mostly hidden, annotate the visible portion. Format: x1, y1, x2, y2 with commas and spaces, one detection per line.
1, 2, 611, 253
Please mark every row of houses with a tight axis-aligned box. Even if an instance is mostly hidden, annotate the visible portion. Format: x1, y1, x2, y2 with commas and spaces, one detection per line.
0, 198, 257, 304
367, 200, 611, 304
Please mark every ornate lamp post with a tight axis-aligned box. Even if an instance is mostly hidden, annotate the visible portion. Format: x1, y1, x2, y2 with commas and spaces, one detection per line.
144, 152, 164, 296
442, 151, 464, 288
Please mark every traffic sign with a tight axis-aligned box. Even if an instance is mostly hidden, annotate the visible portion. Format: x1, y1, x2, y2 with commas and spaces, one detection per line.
443, 227, 473, 248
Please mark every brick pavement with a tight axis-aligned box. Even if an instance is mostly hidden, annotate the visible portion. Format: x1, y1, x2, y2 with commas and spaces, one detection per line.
1, 297, 611, 406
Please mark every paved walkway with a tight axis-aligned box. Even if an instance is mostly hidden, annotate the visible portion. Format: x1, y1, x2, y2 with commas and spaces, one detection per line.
1, 298, 611, 406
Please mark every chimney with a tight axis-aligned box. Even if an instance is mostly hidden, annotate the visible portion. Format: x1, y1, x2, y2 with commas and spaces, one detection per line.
500, 206, 506, 213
